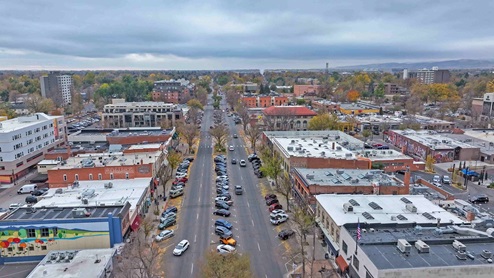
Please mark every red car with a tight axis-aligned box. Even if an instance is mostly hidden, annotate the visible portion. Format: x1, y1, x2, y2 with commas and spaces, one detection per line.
372, 143, 382, 148
173, 177, 188, 184
266, 198, 279, 206
269, 203, 282, 212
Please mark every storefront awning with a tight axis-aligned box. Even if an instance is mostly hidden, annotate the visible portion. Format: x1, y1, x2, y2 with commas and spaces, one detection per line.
336, 255, 349, 272
131, 215, 142, 231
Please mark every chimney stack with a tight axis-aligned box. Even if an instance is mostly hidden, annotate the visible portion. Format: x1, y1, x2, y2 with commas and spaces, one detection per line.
332, 142, 335, 150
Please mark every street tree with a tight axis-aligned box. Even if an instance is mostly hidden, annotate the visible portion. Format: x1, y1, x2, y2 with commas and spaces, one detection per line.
179, 123, 199, 154
187, 99, 204, 111
277, 172, 292, 212
235, 103, 250, 132
209, 124, 229, 151
307, 113, 339, 130
405, 94, 424, 117
362, 129, 372, 140
291, 206, 316, 278
195, 86, 208, 106
426, 154, 435, 173
374, 82, 385, 104
161, 149, 182, 192
245, 123, 262, 153
226, 89, 241, 109
25, 93, 55, 114
260, 151, 283, 188
346, 90, 360, 102
115, 218, 165, 278
71, 91, 84, 115
201, 250, 253, 278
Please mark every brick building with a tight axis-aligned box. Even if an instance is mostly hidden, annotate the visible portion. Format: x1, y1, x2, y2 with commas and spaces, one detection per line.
293, 85, 320, 97
47, 148, 165, 188
291, 168, 410, 206
241, 95, 288, 108
151, 79, 192, 103
261, 106, 317, 131
311, 100, 340, 112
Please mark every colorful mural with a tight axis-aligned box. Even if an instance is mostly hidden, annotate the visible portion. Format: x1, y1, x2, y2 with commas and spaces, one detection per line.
0, 222, 110, 259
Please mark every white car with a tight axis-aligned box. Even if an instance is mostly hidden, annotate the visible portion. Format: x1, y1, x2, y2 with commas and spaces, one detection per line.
229, 145, 234, 151
270, 214, 289, 225
433, 182, 442, 187
270, 209, 286, 218
215, 196, 230, 203
176, 173, 188, 179
216, 244, 236, 254
155, 229, 174, 242
239, 160, 247, 167
173, 240, 190, 256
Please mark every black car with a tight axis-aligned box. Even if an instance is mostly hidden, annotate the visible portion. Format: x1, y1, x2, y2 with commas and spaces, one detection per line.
216, 188, 229, 194
231, 159, 237, 164
184, 157, 194, 162
213, 209, 231, 217
469, 195, 489, 204
31, 190, 45, 196
25, 196, 38, 204
278, 229, 295, 240
215, 202, 230, 210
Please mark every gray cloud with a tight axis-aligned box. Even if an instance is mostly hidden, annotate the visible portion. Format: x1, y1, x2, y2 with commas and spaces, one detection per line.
0, 0, 493, 69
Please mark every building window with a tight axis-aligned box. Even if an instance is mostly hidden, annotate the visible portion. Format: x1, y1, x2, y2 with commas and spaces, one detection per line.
110, 173, 114, 180
89, 174, 93, 180
366, 269, 374, 278
353, 256, 360, 271
40, 228, 49, 237
18, 247, 24, 251
27, 229, 36, 238
41, 246, 47, 250
63, 174, 67, 181
29, 246, 34, 251
7, 247, 13, 252
342, 241, 348, 254
98, 173, 102, 180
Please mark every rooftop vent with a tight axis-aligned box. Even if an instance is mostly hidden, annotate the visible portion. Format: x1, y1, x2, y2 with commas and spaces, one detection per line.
287, 146, 294, 151
71, 208, 90, 218
348, 199, 360, 206
343, 203, 353, 212
362, 212, 374, 220
481, 250, 493, 259
336, 146, 342, 151
400, 197, 412, 204
397, 239, 411, 255
306, 174, 314, 180
406, 204, 417, 213
336, 169, 344, 174
415, 240, 430, 253
453, 240, 466, 252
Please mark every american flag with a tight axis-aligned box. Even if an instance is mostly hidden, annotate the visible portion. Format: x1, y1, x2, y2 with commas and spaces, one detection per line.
357, 218, 361, 241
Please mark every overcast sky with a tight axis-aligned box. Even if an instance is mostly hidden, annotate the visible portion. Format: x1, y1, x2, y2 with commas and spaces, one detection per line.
1, 0, 493, 70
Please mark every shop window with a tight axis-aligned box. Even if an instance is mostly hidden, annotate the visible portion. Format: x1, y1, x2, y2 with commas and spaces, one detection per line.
41, 228, 49, 237
27, 229, 36, 238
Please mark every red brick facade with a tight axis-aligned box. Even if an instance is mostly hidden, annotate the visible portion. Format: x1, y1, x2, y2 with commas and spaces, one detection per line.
107, 134, 171, 145
241, 96, 289, 108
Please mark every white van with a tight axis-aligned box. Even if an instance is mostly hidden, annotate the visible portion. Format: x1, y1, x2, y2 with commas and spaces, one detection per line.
17, 184, 37, 194
169, 188, 184, 198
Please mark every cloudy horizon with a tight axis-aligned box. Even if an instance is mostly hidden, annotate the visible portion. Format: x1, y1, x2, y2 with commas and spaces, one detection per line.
1, 0, 494, 70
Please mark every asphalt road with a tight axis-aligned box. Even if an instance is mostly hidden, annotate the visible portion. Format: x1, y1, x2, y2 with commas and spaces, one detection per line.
166, 100, 214, 277
223, 104, 285, 277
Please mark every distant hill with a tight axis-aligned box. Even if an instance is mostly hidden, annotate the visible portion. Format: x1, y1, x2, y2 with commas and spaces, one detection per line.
335, 59, 494, 70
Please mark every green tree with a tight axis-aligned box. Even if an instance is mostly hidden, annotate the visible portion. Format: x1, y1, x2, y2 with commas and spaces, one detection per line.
187, 99, 204, 111
216, 75, 229, 86
362, 129, 372, 140
307, 114, 339, 130
277, 172, 292, 212
201, 251, 253, 278
83, 72, 96, 86
260, 151, 283, 188
374, 82, 385, 104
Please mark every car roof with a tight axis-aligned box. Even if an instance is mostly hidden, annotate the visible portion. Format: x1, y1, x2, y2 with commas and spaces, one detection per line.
179, 239, 188, 244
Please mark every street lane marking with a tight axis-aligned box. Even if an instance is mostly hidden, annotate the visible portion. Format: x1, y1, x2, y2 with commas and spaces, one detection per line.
191, 263, 194, 274
247, 202, 250, 208
197, 213, 199, 220
194, 234, 197, 242
257, 242, 261, 251
251, 219, 255, 227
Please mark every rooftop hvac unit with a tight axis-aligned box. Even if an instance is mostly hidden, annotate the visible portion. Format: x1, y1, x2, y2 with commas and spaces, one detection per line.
369, 228, 375, 232
406, 204, 417, 213
345, 153, 352, 157
397, 239, 411, 255
287, 146, 294, 151
335, 136, 340, 140
336, 146, 342, 151
295, 147, 301, 151
415, 240, 430, 253
336, 169, 344, 174
456, 251, 467, 260
290, 140, 296, 144
82, 198, 88, 205
104, 182, 113, 189
343, 203, 353, 212
481, 250, 493, 259
391, 216, 397, 221
453, 240, 466, 252
306, 174, 314, 180
71, 208, 90, 218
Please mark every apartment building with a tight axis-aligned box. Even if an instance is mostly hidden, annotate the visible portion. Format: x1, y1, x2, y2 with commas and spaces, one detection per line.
40, 72, 73, 106
241, 94, 289, 108
404, 68, 451, 84
103, 99, 182, 128
372, 83, 408, 95
261, 106, 317, 131
151, 79, 192, 103
0, 113, 66, 183
293, 85, 320, 97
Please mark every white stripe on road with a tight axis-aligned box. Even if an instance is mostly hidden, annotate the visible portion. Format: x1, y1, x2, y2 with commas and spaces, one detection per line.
191, 263, 194, 274
197, 213, 199, 220
247, 202, 250, 208
257, 242, 261, 251
251, 219, 255, 226
194, 234, 197, 242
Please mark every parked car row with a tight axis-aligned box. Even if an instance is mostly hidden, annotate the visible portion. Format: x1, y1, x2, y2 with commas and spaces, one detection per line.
248, 154, 264, 178
212, 154, 238, 253
170, 158, 193, 199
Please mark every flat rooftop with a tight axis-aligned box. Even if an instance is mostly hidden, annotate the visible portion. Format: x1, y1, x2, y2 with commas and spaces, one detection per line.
265, 130, 364, 158
4, 205, 124, 221
442, 132, 494, 155
34, 178, 150, 216
0, 113, 62, 133
105, 101, 176, 107
37, 160, 60, 166
52, 151, 160, 169
339, 102, 380, 110
316, 194, 463, 226
393, 129, 477, 150
415, 114, 454, 125
346, 223, 494, 270
360, 149, 412, 161
295, 168, 403, 187
27, 248, 116, 278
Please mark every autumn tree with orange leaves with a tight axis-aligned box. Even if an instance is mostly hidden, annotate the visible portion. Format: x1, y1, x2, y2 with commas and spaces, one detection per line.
346, 90, 360, 102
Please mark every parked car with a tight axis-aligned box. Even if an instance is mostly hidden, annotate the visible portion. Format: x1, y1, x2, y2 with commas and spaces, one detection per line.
270, 214, 289, 225
264, 194, 277, 200
266, 198, 279, 206
173, 240, 190, 256
217, 244, 236, 254
155, 229, 174, 242
270, 209, 286, 218
215, 226, 233, 237
158, 218, 176, 230
432, 175, 441, 183
442, 175, 451, 184
215, 219, 233, 230
278, 229, 295, 240
25, 196, 38, 204
469, 195, 489, 204
248, 154, 258, 162
215, 202, 230, 210
217, 193, 232, 200
219, 236, 236, 246
269, 203, 283, 212
163, 206, 178, 215
31, 190, 46, 196
213, 209, 231, 217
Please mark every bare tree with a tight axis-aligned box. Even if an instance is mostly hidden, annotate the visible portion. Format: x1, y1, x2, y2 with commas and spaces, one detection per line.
25, 93, 55, 114
235, 104, 250, 132
291, 206, 316, 278
179, 123, 199, 154
226, 89, 241, 109
405, 94, 424, 117
161, 150, 182, 192
115, 219, 165, 278
209, 124, 229, 151
244, 123, 262, 153
71, 91, 84, 115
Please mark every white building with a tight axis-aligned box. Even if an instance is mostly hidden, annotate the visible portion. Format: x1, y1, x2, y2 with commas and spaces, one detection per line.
103, 99, 182, 128
58, 75, 73, 105
40, 72, 73, 106
0, 113, 66, 183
